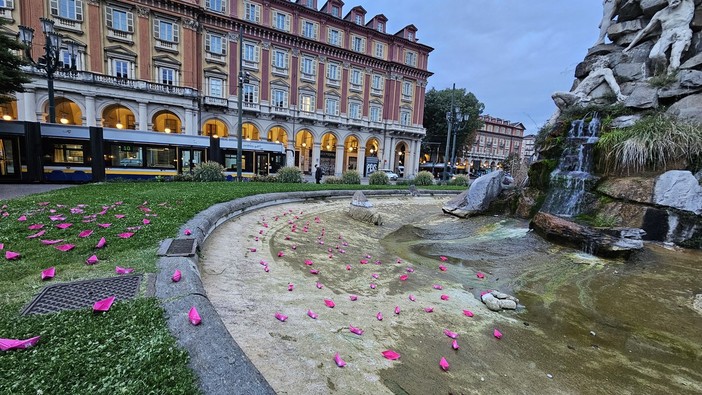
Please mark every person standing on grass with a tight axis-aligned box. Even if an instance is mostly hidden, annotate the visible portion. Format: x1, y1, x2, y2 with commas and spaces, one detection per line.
315, 165, 323, 184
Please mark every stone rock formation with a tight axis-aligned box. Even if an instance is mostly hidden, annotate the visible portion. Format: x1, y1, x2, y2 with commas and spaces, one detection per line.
351, 191, 373, 208
347, 192, 382, 225
442, 170, 509, 217
481, 291, 520, 312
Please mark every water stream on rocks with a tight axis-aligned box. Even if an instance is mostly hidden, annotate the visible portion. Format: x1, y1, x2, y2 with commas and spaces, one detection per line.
201, 197, 702, 395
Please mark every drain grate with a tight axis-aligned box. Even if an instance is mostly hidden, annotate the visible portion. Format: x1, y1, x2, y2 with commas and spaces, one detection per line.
165, 238, 197, 257
21, 274, 142, 315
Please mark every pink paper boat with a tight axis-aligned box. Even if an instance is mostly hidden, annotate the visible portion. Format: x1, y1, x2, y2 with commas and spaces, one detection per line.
98, 223, 112, 228
376, 312, 383, 321
315, 282, 323, 289
334, 352, 346, 367
142, 219, 150, 225
444, 329, 458, 339
5, 251, 20, 260
79, 230, 94, 238
93, 296, 115, 312
324, 299, 335, 308
382, 350, 401, 360
115, 214, 126, 219
494, 329, 503, 339
117, 232, 134, 239
433, 284, 444, 290
441, 294, 450, 301
310, 269, 319, 275
277, 251, 284, 257
249, 248, 257, 252
172, 270, 182, 282
85, 255, 99, 265
304, 259, 314, 266
345, 265, 352, 271
28, 224, 44, 230
477, 272, 486, 279
349, 295, 358, 301
17, 215, 27, 222
349, 325, 364, 335
394, 306, 401, 315
440, 357, 450, 371
0, 243, 3, 250
183, 228, 192, 235
40, 239, 63, 245
424, 307, 434, 313
0, 336, 40, 351
41, 267, 56, 281
95, 237, 107, 249
27, 230, 46, 239
56, 223, 73, 229
54, 244, 76, 252
115, 266, 134, 275
399, 274, 408, 281
370, 283, 377, 289
307, 310, 318, 319
452, 340, 460, 350
288, 283, 294, 291
463, 310, 475, 317
189, 307, 202, 325
49, 215, 65, 221
406, 267, 415, 272
274, 312, 288, 322
372, 273, 379, 279
439, 265, 447, 271
409, 294, 416, 302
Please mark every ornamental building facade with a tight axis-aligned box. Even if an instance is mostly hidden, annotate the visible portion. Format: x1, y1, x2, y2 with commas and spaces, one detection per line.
0, 0, 433, 177
467, 115, 525, 173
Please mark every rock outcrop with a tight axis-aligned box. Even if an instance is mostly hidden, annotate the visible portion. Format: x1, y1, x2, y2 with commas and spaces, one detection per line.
442, 170, 508, 217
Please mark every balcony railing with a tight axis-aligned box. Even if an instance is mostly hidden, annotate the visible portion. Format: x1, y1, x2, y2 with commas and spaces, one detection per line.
205, 52, 226, 63
53, 17, 82, 32
107, 29, 133, 42
204, 96, 228, 107
155, 39, 178, 51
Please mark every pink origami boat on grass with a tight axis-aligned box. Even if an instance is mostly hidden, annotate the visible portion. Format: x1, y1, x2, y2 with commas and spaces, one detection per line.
0, 336, 40, 351
93, 296, 115, 312
41, 267, 56, 281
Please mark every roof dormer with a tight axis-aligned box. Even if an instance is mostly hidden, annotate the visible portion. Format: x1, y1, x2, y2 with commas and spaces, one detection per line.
366, 14, 388, 34
320, 0, 344, 18
344, 6, 366, 26
395, 24, 418, 42
296, 0, 317, 10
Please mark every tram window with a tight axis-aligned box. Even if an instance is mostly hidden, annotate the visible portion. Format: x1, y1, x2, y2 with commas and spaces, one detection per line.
224, 154, 243, 171
44, 142, 86, 164
146, 147, 176, 168
109, 144, 144, 167
224, 151, 253, 172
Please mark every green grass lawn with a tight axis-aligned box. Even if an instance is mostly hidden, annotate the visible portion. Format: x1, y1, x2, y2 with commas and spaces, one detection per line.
0, 181, 462, 394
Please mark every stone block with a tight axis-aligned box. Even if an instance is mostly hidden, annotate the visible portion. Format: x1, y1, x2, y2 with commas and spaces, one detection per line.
619, 1, 644, 22
640, 0, 667, 15
680, 52, 702, 69
607, 19, 645, 40
624, 83, 659, 109
667, 92, 702, 124
613, 62, 647, 82
680, 69, 702, 88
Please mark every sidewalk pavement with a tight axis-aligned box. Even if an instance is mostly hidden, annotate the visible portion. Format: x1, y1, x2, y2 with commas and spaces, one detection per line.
0, 184, 75, 201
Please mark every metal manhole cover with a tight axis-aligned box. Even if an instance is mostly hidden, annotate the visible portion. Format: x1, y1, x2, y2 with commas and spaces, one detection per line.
165, 238, 197, 257
21, 274, 142, 315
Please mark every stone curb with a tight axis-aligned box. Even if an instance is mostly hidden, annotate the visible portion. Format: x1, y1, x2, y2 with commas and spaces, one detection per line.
154, 189, 459, 395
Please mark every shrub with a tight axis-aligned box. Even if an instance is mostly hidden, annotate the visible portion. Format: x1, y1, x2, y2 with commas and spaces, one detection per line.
192, 161, 225, 182
342, 170, 361, 184
395, 179, 410, 186
173, 173, 194, 182
323, 176, 344, 184
369, 171, 389, 185
449, 174, 469, 186
251, 174, 278, 182
413, 171, 434, 186
276, 166, 303, 183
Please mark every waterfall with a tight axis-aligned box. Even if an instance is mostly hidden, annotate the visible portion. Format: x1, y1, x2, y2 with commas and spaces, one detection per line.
541, 114, 601, 217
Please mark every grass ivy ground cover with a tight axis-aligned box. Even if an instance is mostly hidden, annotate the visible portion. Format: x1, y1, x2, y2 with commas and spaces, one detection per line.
0, 182, 462, 394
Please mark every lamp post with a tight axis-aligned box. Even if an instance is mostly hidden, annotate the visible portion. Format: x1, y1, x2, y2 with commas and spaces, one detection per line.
236, 25, 250, 181
442, 84, 468, 182
19, 18, 78, 124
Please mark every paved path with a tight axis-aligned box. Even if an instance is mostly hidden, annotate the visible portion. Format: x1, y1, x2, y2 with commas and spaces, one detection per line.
0, 184, 75, 200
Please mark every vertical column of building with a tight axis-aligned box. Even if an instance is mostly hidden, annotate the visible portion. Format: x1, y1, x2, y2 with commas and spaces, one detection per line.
181, 18, 200, 90
18, 90, 35, 122
316, 56, 326, 112
229, 30, 239, 97
137, 7, 152, 81
291, 48, 299, 109
362, 67, 372, 117
138, 102, 148, 131
383, 73, 398, 124
334, 143, 344, 176
357, 146, 366, 178
87, 1, 103, 72
261, 41, 271, 105
413, 80, 426, 125
340, 61, 349, 117
85, 96, 96, 127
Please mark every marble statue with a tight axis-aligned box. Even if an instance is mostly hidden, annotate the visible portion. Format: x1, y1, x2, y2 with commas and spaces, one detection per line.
595, 0, 622, 46
623, 0, 695, 72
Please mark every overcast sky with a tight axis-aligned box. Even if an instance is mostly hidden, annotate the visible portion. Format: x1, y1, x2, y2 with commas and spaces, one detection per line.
352, 0, 602, 135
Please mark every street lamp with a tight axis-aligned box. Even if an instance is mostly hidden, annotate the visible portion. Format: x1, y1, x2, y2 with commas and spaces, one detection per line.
442, 84, 468, 182
236, 25, 251, 181
18, 18, 78, 124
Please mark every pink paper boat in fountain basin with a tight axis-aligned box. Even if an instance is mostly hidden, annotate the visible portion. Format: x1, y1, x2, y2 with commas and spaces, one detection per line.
5, 251, 20, 260
409, 294, 416, 302
452, 340, 460, 350
274, 312, 287, 322
381, 350, 401, 360
444, 329, 458, 339
494, 329, 503, 339
349, 295, 358, 301
41, 267, 56, 281
78, 229, 93, 238
440, 357, 450, 371
463, 310, 475, 317
477, 272, 486, 279
394, 306, 401, 315
27, 230, 46, 239
189, 307, 202, 325
440, 256, 448, 262
441, 294, 450, 301
376, 312, 383, 321
307, 310, 318, 319
439, 265, 447, 271
115, 266, 134, 275
172, 270, 182, 282
399, 274, 408, 281
93, 296, 115, 312
324, 299, 335, 308
117, 232, 134, 239
85, 255, 99, 265
95, 237, 106, 249
54, 244, 76, 252
0, 336, 40, 351
334, 352, 346, 368
349, 325, 364, 335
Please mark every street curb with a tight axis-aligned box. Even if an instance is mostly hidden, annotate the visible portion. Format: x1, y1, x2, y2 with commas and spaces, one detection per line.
154, 189, 460, 395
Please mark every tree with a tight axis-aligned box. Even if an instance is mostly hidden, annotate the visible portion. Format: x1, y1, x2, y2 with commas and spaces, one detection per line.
0, 20, 31, 104
422, 87, 485, 163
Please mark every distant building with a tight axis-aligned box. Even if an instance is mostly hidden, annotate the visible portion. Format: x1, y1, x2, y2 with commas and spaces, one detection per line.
521, 134, 537, 164
464, 115, 525, 174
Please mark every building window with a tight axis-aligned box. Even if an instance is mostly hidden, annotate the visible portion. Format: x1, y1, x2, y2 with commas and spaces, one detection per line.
50, 0, 83, 21
402, 81, 413, 100
325, 97, 339, 116
205, 0, 225, 13
271, 88, 288, 109
0, 0, 15, 9
350, 69, 362, 91
354, 14, 362, 25
272, 49, 289, 75
106, 7, 133, 32
242, 42, 260, 68
273, 11, 290, 31
327, 28, 341, 46
244, 2, 260, 23
371, 74, 383, 95
400, 110, 411, 126
243, 83, 259, 103
331, 6, 339, 17
205, 33, 226, 55
208, 77, 224, 98
374, 42, 384, 58
405, 51, 417, 67
159, 67, 176, 85
370, 106, 382, 122
111, 59, 131, 78
299, 93, 315, 113
377, 22, 383, 33
301, 20, 318, 39
300, 56, 316, 80
326, 62, 340, 86
154, 19, 178, 43
351, 36, 365, 53
349, 102, 361, 120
